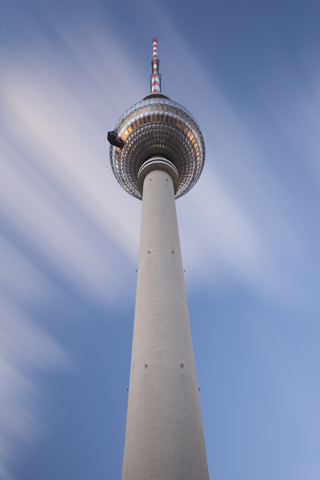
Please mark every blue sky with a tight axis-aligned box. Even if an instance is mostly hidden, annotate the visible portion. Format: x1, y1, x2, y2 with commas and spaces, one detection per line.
1, 0, 320, 478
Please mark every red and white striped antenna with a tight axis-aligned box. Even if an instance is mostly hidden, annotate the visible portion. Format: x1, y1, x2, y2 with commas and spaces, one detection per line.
150, 38, 161, 93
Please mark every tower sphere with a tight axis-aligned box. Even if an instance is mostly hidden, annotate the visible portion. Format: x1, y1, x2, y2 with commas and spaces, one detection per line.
109, 92, 205, 199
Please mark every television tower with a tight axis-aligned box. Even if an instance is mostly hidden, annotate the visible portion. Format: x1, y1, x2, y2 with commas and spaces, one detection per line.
108, 39, 209, 480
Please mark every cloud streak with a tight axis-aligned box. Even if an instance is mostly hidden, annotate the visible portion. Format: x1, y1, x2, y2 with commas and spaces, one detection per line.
0, 20, 146, 476
0, 236, 69, 478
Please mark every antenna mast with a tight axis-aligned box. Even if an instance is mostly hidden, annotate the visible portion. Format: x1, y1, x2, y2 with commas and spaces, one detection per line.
150, 38, 161, 93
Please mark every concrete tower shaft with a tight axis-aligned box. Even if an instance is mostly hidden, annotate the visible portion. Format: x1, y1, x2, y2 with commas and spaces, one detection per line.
122, 158, 209, 479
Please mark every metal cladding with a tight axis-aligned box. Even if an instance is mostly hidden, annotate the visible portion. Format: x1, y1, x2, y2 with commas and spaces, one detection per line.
109, 95, 205, 199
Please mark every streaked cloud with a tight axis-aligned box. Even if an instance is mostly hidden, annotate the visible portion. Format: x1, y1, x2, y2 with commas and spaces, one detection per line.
0, 20, 145, 475
0, 237, 68, 478
158, 24, 316, 305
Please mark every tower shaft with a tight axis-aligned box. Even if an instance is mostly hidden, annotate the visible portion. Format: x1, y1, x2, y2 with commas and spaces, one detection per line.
122, 162, 209, 480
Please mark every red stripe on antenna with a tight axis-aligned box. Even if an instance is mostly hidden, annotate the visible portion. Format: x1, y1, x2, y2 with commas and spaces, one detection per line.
150, 38, 161, 93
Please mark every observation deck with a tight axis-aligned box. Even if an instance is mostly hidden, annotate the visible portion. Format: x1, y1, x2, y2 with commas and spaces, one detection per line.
109, 92, 205, 199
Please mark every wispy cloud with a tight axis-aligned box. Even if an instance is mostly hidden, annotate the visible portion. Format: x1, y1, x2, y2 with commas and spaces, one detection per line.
248, 316, 320, 453
143, 3, 320, 306
1, 19, 145, 475
0, 236, 68, 478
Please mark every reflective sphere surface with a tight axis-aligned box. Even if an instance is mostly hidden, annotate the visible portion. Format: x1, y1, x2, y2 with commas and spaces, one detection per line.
109, 93, 205, 199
